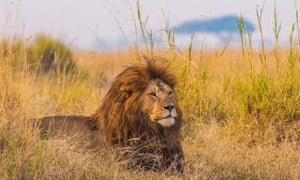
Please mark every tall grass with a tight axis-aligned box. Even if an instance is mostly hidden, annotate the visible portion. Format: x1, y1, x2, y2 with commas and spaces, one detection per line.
0, 2, 299, 179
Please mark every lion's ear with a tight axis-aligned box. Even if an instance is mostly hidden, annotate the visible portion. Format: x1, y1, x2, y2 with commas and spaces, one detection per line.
119, 82, 135, 99
119, 82, 134, 92
119, 81, 144, 93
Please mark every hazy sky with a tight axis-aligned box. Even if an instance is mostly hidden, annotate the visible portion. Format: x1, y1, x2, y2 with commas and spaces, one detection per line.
0, 0, 299, 51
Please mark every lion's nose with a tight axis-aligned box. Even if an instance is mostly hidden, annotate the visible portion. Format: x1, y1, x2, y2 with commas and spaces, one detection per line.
164, 105, 174, 111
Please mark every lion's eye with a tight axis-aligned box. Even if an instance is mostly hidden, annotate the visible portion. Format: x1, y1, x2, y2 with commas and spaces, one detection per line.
168, 91, 173, 97
148, 92, 157, 98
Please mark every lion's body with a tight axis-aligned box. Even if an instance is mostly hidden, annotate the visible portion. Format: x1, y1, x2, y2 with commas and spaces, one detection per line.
38, 58, 184, 174
37, 115, 105, 149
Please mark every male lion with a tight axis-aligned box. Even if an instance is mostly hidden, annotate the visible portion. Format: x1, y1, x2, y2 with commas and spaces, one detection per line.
38, 57, 184, 173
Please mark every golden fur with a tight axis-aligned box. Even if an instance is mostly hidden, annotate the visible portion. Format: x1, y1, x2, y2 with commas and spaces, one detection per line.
91, 57, 184, 173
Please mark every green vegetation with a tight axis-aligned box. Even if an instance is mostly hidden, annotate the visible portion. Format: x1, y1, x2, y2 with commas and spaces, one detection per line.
0, 3, 299, 179
30, 35, 77, 73
0, 34, 77, 74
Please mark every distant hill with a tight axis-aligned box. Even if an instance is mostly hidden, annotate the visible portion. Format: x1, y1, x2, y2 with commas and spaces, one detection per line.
174, 15, 255, 34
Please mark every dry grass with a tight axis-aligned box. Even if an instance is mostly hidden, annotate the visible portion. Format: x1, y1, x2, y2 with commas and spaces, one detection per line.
0, 45, 300, 179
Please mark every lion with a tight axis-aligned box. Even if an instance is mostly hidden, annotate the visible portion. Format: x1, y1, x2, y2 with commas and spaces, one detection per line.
38, 57, 184, 174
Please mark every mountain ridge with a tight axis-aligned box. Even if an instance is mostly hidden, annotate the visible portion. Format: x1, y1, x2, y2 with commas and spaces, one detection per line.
174, 15, 255, 34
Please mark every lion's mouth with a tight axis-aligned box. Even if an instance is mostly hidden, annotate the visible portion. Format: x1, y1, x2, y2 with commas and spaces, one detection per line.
155, 115, 175, 127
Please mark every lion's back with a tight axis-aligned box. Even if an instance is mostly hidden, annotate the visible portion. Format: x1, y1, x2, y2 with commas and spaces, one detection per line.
38, 116, 94, 137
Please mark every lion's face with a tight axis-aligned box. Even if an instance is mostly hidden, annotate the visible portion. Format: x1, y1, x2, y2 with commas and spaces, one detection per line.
140, 79, 178, 127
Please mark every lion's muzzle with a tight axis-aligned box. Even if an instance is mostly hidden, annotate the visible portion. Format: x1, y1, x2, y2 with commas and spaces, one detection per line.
157, 117, 175, 127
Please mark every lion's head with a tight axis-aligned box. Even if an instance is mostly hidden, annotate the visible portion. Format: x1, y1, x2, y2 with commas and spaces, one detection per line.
139, 78, 178, 127
92, 57, 184, 173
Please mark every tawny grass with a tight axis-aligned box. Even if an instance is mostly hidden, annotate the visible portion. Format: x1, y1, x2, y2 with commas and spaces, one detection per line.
0, 45, 299, 179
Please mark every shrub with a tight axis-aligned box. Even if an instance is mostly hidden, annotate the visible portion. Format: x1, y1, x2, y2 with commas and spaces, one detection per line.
29, 35, 77, 73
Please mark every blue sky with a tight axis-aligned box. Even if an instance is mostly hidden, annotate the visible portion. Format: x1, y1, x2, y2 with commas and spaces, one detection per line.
0, 0, 299, 51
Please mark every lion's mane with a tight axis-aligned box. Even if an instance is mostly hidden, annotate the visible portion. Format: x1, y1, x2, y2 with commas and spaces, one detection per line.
91, 57, 184, 173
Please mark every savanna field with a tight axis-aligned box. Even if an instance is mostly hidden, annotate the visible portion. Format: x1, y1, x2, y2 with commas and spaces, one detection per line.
1, 7, 300, 179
